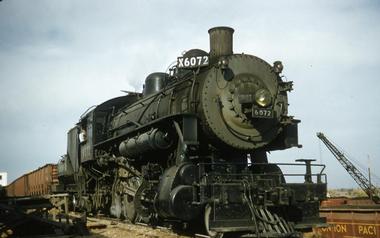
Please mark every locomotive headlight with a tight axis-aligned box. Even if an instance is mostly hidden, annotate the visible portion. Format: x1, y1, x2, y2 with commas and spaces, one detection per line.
255, 89, 272, 107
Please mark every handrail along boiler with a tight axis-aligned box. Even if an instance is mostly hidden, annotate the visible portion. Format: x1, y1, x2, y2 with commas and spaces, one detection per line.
57, 27, 327, 237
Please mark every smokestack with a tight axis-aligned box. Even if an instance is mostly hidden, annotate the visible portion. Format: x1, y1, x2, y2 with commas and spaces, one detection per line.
208, 26, 234, 62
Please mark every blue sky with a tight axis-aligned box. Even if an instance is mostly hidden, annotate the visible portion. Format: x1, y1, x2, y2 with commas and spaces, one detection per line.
0, 0, 379, 188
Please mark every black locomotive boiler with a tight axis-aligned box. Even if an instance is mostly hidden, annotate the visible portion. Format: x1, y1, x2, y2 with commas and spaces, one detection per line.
57, 27, 327, 237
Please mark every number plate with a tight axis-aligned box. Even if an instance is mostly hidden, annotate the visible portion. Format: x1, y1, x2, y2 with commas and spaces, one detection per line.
252, 109, 273, 118
177, 55, 209, 69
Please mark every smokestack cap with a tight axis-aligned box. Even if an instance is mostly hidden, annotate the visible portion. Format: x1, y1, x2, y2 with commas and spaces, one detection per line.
208, 26, 235, 34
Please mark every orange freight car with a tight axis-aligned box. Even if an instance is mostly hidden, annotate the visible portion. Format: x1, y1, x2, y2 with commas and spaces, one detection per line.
28, 164, 58, 196
5, 164, 58, 197
313, 198, 380, 238
5, 175, 27, 197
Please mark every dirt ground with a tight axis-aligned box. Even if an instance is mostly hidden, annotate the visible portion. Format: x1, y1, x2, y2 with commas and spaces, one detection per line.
77, 217, 193, 238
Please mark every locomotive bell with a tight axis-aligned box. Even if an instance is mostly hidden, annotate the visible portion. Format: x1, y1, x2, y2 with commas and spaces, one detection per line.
208, 26, 234, 63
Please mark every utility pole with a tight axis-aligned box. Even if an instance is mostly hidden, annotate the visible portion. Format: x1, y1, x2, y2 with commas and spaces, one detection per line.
368, 155, 372, 202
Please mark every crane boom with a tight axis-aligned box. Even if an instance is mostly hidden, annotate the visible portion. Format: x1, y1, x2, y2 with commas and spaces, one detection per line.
317, 132, 379, 204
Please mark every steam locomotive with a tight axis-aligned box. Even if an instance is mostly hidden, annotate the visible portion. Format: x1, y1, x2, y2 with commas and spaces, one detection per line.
57, 27, 327, 237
